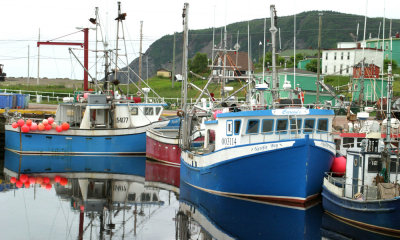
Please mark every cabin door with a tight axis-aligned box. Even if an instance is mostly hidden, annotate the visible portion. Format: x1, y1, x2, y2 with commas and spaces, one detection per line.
352, 155, 361, 197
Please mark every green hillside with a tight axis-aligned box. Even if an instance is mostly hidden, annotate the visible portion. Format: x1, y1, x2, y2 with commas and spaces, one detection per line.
133, 10, 400, 80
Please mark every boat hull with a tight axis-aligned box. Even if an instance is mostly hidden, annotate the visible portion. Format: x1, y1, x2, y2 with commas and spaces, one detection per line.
5, 121, 168, 155
146, 128, 181, 166
181, 137, 334, 208
322, 185, 400, 237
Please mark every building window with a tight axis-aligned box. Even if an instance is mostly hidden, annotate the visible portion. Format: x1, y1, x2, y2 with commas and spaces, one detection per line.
334, 65, 336, 73
325, 53, 328, 60
386, 42, 389, 50
334, 52, 337, 60
347, 52, 350, 60
325, 65, 327, 73
340, 64, 343, 74
346, 65, 349, 74
341, 52, 344, 60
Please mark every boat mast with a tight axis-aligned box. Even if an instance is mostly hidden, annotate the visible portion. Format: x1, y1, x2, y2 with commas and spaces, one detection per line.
181, 3, 190, 150
359, 3, 368, 108
269, 5, 278, 101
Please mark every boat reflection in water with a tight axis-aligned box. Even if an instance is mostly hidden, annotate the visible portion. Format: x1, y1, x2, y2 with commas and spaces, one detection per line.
4, 149, 145, 175
2, 154, 178, 239
321, 211, 400, 240
176, 181, 323, 240
145, 158, 180, 194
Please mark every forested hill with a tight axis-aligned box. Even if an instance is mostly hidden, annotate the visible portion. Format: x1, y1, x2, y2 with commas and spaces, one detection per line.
123, 11, 400, 82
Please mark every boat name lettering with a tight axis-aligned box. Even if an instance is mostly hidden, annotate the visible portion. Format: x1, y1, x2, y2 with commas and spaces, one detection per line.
251, 143, 283, 152
221, 137, 237, 146
113, 185, 127, 192
116, 117, 129, 123
272, 109, 309, 115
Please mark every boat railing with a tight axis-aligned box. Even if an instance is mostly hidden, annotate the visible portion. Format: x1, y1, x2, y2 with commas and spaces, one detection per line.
325, 172, 382, 201
271, 128, 332, 142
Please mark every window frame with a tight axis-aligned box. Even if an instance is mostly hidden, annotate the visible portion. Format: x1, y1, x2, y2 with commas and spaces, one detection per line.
316, 118, 329, 133
234, 119, 241, 135
246, 119, 260, 134
226, 120, 233, 136
261, 119, 274, 135
276, 119, 288, 135
303, 118, 315, 134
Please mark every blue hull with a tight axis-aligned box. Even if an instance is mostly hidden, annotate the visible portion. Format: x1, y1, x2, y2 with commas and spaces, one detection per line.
4, 150, 146, 176
179, 181, 323, 240
5, 129, 146, 155
322, 185, 400, 237
181, 137, 334, 206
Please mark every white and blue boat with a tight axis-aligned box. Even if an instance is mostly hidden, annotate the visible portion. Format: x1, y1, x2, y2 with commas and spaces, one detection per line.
179, 4, 335, 208
4, 98, 170, 155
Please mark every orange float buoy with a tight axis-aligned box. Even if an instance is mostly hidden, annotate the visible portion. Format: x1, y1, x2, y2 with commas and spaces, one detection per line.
36, 176, 43, 184
24, 182, 30, 188
331, 156, 347, 176
26, 119, 33, 126
43, 177, 50, 184
54, 175, 61, 183
30, 122, 38, 131
38, 123, 45, 131
16, 181, 23, 188
21, 124, 30, 133
10, 177, 17, 183
42, 119, 48, 125
20, 174, 28, 183
60, 178, 68, 186
45, 184, 52, 190
56, 126, 63, 132
45, 124, 52, 131
80, 205, 85, 212
62, 122, 70, 131
17, 119, 25, 127
12, 122, 18, 128
28, 177, 36, 184
48, 117, 54, 124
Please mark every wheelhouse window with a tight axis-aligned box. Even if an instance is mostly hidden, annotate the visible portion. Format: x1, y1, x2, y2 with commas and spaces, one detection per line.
317, 119, 328, 132
155, 107, 161, 115
276, 119, 288, 134
247, 119, 260, 134
290, 119, 302, 134
130, 107, 138, 115
144, 107, 154, 115
261, 119, 274, 134
234, 120, 241, 135
226, 120, 233, 136
343, 137, 354, 148
304, 119, 315, 133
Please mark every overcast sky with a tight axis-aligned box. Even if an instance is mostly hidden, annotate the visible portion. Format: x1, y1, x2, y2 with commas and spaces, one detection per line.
0, 0, 398, 79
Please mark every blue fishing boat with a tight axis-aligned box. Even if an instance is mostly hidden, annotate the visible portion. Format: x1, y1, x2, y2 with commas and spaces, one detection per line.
322, 64, 400, 237
179, 4, 335, 208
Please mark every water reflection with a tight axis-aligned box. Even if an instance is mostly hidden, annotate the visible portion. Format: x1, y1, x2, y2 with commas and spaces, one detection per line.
1, 152, 392, 239
177, 181, 323, 240
0, 154, 178, 239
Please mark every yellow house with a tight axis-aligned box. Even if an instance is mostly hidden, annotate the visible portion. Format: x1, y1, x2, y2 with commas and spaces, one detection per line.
156, 68, 172, 78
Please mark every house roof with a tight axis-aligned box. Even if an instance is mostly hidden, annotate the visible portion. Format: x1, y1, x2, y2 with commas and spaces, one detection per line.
213, 51, 253, 71
157, 68, 171, 72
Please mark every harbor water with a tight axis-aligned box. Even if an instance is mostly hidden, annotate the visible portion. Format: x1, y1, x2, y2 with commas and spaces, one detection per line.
0, 153, 396, 240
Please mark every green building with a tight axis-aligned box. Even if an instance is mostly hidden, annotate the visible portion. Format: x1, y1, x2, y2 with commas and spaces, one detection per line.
297, 59, 311, 70
255, 68, 388, 106
365, 37, 400, 65
255, 69, 337, 105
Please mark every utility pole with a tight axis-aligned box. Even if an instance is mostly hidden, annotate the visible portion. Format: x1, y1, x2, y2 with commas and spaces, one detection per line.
316, 13, 322, 105
37, 28, 40, 85
172, 32, 176, 88
139, 20, 143, 89
27, 45, 30, 84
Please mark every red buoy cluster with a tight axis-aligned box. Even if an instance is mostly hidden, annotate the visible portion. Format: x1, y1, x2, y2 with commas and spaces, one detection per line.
9, 174, 69, 190
11, 117, 70, 133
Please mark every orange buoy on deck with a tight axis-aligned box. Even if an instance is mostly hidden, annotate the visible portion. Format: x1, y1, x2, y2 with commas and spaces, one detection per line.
331, 156, 346, 176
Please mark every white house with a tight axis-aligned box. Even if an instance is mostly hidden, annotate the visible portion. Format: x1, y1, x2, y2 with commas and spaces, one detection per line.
322, 42, 383, 76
